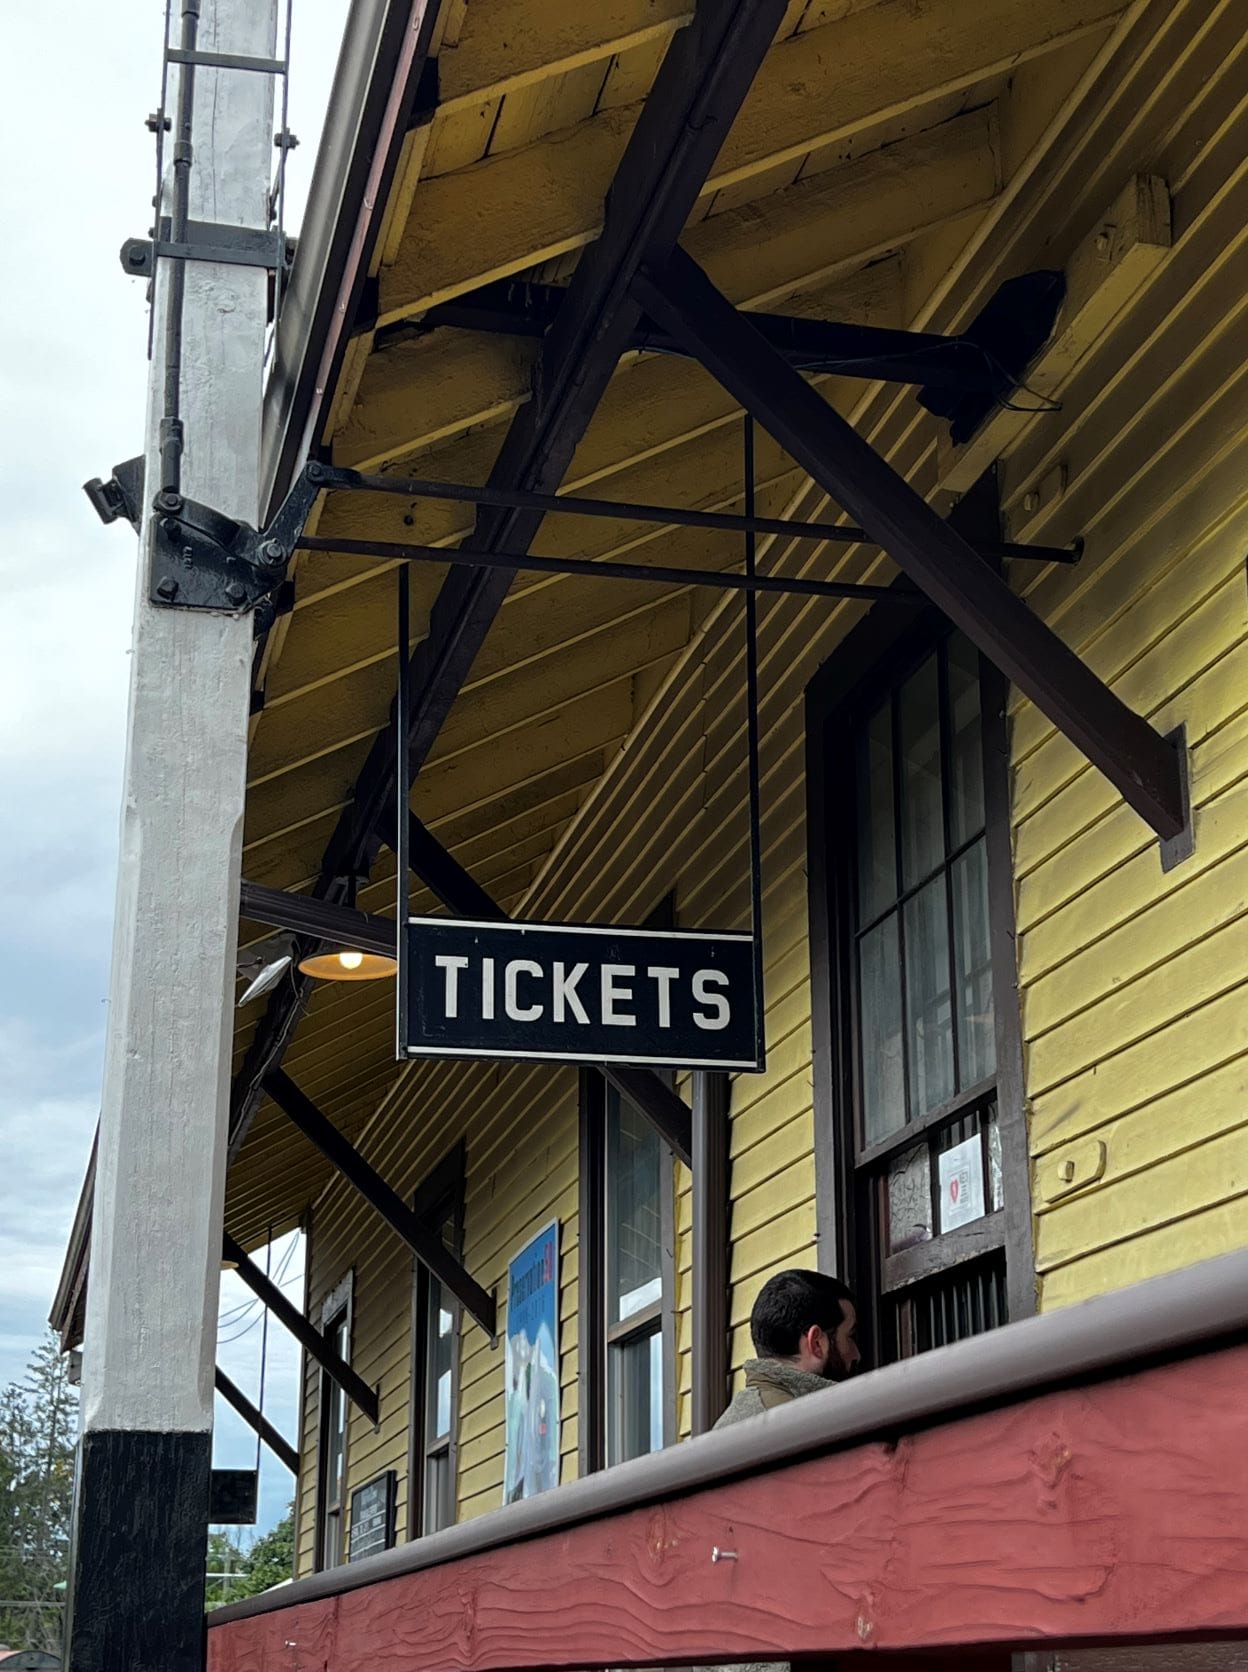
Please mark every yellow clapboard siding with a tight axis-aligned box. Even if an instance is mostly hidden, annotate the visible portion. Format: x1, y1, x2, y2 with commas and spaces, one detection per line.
1019, 770, 1248, 994
1038, 1189, 1248, 1311
1025, 899, 1248, 1100
1013, 643, 1248, 899
1023, 824, 1248, 1042
1012, 567, 1248, 830
1034, 1053, 1248, 1222
1028, 967, 1248, 1159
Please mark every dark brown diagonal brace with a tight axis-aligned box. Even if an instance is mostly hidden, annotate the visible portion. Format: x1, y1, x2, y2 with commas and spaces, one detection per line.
240, 879, 397, 954
223, 1232, 380, 1425
214, 1366, 300, 1475
635, 249, 1188, 845
264, 1068, 497, 1337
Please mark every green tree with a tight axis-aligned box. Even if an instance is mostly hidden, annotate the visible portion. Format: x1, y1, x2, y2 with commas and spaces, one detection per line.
204, 1503, 295, 1610
0, 1333, 78, 1653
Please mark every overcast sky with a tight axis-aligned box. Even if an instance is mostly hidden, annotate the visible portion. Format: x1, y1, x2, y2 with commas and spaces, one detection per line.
0, 0, 345, 1537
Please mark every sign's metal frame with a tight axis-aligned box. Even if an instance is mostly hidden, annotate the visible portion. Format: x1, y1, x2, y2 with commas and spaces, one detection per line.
395, 419, 770, 1075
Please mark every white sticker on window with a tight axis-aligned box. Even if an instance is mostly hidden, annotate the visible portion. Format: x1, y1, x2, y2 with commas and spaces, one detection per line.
938, 1134, 986, 1233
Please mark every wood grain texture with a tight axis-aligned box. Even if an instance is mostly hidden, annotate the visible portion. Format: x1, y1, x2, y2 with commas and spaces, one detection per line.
210, 1342, 1248, 1671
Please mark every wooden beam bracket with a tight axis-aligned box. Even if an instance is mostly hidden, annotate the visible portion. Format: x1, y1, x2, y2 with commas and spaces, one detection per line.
223, 1232, 381, 1425
263, 1069, 498, 1338
215, 1366, 300, 1476
635, 248, 1190, 851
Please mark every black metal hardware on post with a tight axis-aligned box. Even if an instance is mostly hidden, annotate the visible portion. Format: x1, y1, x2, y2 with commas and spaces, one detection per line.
120, 218, 295, 280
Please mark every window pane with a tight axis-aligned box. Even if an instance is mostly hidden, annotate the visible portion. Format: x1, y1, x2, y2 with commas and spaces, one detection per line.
608, 1326, 662, 1465
987, 1109, 1004, 1213
903, 878, 954, 1116
855, 700, 896, 923
952, 839, 996, 1087
607, 1096, 663, 1324
946, 637, 985, 848
858, 915, 905, 1145
898, 654, 944, 888
424, 1448, 452, 1535
426, 1279, 454, 1441
887, 1144, 933, 1253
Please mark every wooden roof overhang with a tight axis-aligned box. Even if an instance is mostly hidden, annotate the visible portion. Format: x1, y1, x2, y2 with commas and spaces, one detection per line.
55, 0, 1201, 1343
207, 1249, 1248, 1664
223, 0, 1170, 1255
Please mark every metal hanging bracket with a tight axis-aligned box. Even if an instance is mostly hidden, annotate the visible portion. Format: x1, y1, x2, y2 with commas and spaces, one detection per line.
121, 218, 295, 280
142, 464, 319, 612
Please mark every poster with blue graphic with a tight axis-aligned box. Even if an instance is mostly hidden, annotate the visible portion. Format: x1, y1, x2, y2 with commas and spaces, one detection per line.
503, 1220, 560, 1505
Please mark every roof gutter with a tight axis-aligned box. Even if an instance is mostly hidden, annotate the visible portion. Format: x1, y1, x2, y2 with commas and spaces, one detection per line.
209, 1245, 1248, 1626
261, 0, 440, 513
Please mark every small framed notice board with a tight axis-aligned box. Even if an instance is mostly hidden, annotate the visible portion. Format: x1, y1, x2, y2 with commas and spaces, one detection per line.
348, 1470, 397, 1563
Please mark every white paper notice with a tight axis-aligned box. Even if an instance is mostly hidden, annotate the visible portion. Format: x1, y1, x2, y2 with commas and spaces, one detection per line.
938, 1134, 986, 1233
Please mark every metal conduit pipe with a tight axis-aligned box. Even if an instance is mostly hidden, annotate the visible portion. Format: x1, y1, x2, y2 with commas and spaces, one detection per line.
210, 1246, 1248, 1625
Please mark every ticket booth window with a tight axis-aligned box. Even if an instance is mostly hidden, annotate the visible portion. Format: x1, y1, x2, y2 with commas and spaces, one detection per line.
810, 621, 1033, 1365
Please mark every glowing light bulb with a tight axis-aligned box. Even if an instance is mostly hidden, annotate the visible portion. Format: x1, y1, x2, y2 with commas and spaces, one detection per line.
337, 949, 365, 971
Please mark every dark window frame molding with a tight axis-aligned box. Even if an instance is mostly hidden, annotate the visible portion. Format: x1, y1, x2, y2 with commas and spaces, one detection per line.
314, 1265, 355, 1573
806, 560, 1035, 1360
407, 1139, 468, 1541
579, 896, 680, 1473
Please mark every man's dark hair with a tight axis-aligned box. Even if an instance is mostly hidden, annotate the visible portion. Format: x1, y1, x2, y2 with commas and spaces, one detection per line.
750, 1269, 856, 1359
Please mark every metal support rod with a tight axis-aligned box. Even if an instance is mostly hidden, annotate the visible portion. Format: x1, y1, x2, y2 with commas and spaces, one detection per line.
159, 0, 202, 494
305, 465, 1079, 566
223, 1234, 380, 1425
742, 417, 765, 1067
396, 565, 411, 1054
636, 249, 1188, 844
214, 1368, 300, 1475
296, 534, 923, 607
264, 1069, 498, 1337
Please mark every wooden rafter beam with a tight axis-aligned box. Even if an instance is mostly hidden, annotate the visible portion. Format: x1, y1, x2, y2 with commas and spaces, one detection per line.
438, 0, 693, 112
240, 878, 397, 955
379, 0, 1124, 321
635, 247, 1187, 843
263, 1068, 498, 1337
345, 106, 998, 469
214, 1367, 300, 1476
223, 1232, 381, 1425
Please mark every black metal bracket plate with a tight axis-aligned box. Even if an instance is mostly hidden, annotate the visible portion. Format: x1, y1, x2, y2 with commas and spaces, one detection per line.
149, 492, 288, 612
121, 218, 294, 279
84, 455, 146, 532
145, 467, 319, 612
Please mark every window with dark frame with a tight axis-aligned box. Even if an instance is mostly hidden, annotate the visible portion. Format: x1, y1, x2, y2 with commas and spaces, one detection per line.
580, 1072, 677, 1474
605, 1087, 669, 1464
315, 1286, 351, 1572
408, 1145, 466, 1539
811, 619, 1033, 1367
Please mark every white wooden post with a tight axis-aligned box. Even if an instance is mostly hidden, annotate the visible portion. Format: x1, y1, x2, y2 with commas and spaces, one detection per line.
67, 0, 278, 1665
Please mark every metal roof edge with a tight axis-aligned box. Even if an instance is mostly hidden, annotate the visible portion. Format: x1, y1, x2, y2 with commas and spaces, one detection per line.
260, 0, 438, 515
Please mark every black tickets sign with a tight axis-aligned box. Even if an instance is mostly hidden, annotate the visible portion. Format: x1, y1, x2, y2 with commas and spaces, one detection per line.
401, 917, 761, 1070
348, 1471, 396, 1564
